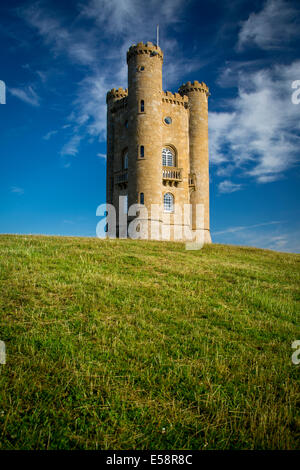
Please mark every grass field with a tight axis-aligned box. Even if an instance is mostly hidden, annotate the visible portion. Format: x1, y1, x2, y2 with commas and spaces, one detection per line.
0, 234, 299, 450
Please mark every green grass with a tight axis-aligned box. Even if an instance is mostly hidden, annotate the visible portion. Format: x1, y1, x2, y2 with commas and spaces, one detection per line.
0, 234, 299, 450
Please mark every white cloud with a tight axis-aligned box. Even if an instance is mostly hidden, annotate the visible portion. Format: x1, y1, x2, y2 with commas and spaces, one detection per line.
21, 4, 97, 65
58, 74, 108, 157
214, 220, 282, 236
80, 0, 185, 38
43, 130, 58, 140
21, 0, 200, 156
237, 0, 300, 51
72, 74, 107, 139
216, 227, 300, 253
20, 0, 299, 183
9, 85, 40, 106
218, 180, 243, 193
60, 134, 83, 156
209, 60, 300, 183
213, 220, 300, 253
97, 153, 106, 159
215, 164, 235, 177
11, 186, 24, 195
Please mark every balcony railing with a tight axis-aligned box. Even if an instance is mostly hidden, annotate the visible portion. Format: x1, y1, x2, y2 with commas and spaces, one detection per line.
162, 167, 182, 186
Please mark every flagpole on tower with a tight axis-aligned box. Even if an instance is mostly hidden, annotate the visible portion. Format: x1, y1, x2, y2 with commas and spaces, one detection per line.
156, 24, 159, 47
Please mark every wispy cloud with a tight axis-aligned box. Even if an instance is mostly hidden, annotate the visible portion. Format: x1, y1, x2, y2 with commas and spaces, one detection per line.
97, 153, 106, 159
20, 0, 198, 157
43, 130, 58, 140
21, 4, 98, 66
63, 219, 75, 224
18, 0, 300, 183
237, 0, 300, 51
9, 85, 40, 106
213, 220, 300, 253
10, 186, 24, 195
80, 0, 185, 39
218, 180, 243, 193
214, 220, 283, 236
209, 60, 300, 183
60, 134, 83, 157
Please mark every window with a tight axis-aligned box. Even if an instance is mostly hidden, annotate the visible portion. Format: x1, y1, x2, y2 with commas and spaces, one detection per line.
140, 66, 145, 71
164, 193, 174, 213
164, 116, 172, 125
140, 192, 144, 204
140, 145, 144, 158
140, 100, 144, 112
123, 151, 128, 170
125, 120, 128, 128
162, 147, 175, 167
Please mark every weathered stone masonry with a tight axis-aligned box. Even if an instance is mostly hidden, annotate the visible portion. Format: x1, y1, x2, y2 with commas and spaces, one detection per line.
106, 41, 211, 243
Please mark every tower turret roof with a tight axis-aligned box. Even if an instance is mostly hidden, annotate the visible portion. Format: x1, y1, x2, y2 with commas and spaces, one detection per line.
178, 81, 210, 97
127, 42, 163, 63
106, 87, 128, 104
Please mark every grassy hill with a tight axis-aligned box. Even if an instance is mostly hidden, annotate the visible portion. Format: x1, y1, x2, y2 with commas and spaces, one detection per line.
0, 234, 299, 450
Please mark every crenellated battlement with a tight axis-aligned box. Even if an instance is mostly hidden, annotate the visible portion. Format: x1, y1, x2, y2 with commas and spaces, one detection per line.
178, 81, 209, 97
162, 91, 189, 107
106, 87, 128, 104
127, 42, 163, 63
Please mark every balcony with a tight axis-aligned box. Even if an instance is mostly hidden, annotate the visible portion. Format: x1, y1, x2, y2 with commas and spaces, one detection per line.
162, 167, 182, 186
115, 170, 128, 189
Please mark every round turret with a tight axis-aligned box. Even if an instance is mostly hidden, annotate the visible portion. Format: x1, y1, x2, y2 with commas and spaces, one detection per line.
178, 81, 209, 97
126, 42, 164, 238
178, 80, 211, 242
106, 87, 128, 104
127, 42, 163, 63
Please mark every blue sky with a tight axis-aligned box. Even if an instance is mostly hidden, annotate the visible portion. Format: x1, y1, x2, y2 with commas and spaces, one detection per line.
0, 0, 299, 252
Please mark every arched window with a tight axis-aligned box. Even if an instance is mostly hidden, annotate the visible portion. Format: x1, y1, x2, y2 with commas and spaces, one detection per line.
140, 100, 144, 112
123, 151, 128, 170
140, 145, 144, 158
164, 193, 174, 213
162, 147, 175, 167
140, 192, 144, 204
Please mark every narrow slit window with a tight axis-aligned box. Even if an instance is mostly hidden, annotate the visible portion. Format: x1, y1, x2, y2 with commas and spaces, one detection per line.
140, 100, 144, 112
140, 145, 144, 158
140, 192, 144, 205
123, 151, 128, 170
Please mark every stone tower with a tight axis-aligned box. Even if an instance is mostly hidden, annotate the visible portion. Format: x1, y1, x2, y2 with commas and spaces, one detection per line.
106, 41, 211, 243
